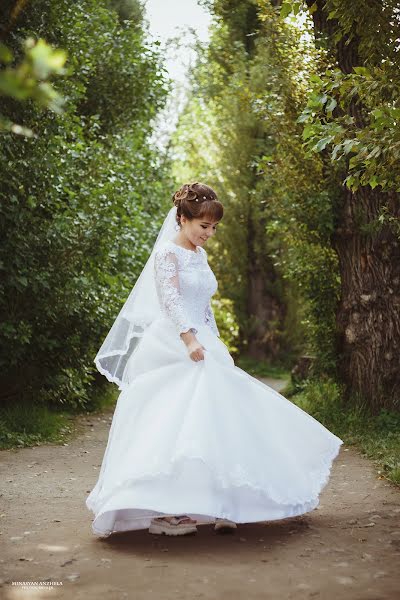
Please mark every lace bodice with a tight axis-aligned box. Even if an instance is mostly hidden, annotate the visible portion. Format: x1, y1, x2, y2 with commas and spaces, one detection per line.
154, 240, 220, 337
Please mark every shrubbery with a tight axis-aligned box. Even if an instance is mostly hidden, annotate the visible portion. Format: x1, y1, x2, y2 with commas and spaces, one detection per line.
0, 0, 173, 410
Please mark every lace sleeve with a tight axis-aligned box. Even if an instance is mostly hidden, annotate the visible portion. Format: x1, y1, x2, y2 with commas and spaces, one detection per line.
205, 300, 220, 337
154, 249, 198, 336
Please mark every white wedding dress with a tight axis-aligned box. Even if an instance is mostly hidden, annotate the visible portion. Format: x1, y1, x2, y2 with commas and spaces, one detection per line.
86, 239, 343, 536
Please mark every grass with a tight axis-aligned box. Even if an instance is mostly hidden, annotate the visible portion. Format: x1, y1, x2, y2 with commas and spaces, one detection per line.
235, 355, 291, 380
0, 401, 73, 449
0, 384, 118, 450
288, 377, 400, 487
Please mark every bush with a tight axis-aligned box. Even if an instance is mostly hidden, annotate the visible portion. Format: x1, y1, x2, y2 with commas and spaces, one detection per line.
0, 0, 172, 411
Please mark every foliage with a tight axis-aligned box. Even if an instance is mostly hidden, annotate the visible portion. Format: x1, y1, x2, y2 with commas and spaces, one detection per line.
213, 296, 241, 356
173, 0, 341, 375
0, 0, 172, 411
0, 37, 67, 135
299, 67, 400, 193
282, 0, 400, 193
254, 1, 341, 375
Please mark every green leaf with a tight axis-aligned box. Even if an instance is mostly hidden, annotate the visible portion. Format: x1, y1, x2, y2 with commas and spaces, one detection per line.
310, 74, 323, 85
369, 176, 379, 189
353, 66, 370, 77
280, 3, 292, 19
16, 275, 28, 287
302, 124, 315, 140
297, 111, 310, 123
349, 156, 358, 169
0, 43, 13, 63
343, 139, 358, 154
344, 175, 359, 191
372, 108, 384, 120
332, 144, 343, 160
28, 38, 67, 79
317, 93, 328, 105
326, 98, 337, 113
293, 2, 302, 15
313, 136, 333, 152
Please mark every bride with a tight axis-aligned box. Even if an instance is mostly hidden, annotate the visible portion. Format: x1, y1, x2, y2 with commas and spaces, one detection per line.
86, 181, 343, 537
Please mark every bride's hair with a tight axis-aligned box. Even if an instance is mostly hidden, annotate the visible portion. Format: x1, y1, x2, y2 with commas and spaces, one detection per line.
172, 182, 223, 227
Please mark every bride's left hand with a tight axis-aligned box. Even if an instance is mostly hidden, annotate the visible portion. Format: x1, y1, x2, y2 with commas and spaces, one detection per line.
187, 340, 206, 362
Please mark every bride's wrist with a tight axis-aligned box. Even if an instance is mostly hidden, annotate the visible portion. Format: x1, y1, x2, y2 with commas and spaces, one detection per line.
180, 329, 197, 345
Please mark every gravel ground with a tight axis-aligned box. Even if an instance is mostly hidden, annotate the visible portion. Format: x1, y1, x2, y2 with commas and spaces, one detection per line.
1, 377, 399, 600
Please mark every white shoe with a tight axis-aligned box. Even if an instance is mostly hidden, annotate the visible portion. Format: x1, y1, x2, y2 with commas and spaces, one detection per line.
214, 517, 237, 533
148, 515, 198, 536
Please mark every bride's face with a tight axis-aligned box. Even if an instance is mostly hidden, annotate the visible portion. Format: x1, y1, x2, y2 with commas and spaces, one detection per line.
181, 215, 220, 247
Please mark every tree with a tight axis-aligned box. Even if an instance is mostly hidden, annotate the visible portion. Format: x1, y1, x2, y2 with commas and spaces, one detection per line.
297, 0, 400, 411
174, 0, 340, 373
173, 0, 291, 361
0, 0, 172, 410
177, 0, 400, 412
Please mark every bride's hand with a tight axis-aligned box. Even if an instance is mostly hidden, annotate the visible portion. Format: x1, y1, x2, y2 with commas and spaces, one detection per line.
180, 330, 206, 361
187, 340, 206, 362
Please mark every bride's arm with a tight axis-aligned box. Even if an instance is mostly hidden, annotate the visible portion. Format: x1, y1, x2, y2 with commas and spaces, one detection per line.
154, 249, 198, 340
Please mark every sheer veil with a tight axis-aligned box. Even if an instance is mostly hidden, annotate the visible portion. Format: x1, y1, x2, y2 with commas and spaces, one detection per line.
94, 205, 179, 389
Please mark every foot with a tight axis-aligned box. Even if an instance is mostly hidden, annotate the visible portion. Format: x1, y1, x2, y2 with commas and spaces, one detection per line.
157, 515, 197, 525
214, 517, 237, 533
148, 514, 198, 536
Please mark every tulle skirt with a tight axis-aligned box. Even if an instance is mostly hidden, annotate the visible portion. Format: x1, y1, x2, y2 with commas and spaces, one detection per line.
86, 317, 343, 536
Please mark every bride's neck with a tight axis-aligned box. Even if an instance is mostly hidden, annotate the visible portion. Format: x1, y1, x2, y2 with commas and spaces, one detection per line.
172, 235, 197, 251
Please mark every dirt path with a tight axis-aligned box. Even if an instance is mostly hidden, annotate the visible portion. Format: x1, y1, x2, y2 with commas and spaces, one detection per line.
1, 377, 399, 600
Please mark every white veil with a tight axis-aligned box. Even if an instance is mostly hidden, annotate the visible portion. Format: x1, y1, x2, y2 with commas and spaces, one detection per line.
94, 205, 179, 389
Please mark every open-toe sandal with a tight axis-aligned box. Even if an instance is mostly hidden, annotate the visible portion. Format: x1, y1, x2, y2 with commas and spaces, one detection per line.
148, 515, 198, 536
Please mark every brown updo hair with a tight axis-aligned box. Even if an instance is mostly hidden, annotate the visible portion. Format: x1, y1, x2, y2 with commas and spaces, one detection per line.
172, 182, 223, 227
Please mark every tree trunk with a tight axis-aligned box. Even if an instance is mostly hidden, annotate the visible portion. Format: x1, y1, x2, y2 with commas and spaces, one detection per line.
246, 199, 286, 360
332, 189, 400, 412
307, 0, 400, 412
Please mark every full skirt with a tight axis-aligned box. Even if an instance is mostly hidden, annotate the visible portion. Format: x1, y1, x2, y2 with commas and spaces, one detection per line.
86, 317, 343, 536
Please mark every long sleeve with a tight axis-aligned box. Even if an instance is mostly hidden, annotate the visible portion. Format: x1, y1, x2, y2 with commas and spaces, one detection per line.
205, 300, 220, 337
154, 249, 198, 336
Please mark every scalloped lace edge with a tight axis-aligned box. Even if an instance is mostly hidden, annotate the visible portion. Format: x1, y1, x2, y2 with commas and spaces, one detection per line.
87, 438, 343, 515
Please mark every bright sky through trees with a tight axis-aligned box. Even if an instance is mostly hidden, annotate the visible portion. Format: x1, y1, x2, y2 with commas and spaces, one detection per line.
144, 0, 211, 148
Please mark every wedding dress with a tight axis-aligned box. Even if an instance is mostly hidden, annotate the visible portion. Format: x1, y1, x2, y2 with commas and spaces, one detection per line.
86, 239, 343, 536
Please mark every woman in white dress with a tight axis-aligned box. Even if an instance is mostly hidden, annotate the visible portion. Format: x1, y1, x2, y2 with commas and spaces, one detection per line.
86, 181, 343, 538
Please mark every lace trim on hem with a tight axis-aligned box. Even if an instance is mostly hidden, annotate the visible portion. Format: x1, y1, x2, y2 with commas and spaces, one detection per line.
87, 439, 343, 516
